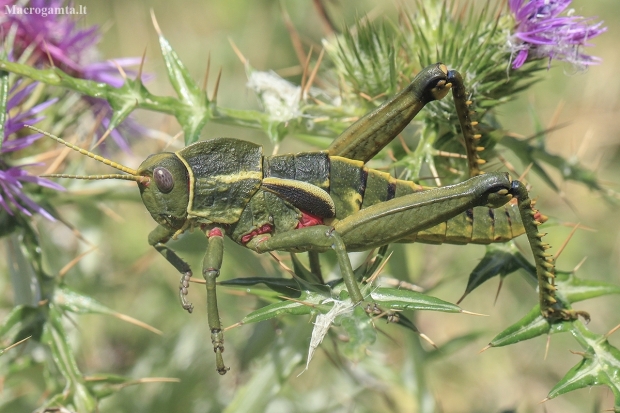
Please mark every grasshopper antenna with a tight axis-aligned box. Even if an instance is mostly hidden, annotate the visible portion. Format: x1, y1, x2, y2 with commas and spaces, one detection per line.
26, 125, 147, 183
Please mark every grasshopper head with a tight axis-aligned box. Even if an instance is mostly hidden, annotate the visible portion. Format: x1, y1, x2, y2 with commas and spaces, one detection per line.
31, 126, 190, 231
137, 153, 189, 230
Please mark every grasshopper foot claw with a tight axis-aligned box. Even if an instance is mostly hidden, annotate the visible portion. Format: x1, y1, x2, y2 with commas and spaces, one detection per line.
562, 309, 591, 323
544, 308, 590, 323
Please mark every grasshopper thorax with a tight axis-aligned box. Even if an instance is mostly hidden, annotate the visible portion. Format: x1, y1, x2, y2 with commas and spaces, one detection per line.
137, 153, 189, 230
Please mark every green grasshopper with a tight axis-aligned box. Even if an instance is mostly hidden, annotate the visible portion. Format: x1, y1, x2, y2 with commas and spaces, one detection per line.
32, 63, 588, 375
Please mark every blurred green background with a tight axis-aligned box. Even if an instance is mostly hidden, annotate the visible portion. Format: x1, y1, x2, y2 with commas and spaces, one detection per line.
2, 0, 619, 412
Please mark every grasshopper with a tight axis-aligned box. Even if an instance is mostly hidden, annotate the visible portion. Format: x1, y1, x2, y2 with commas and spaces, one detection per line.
32, 63, 588, 375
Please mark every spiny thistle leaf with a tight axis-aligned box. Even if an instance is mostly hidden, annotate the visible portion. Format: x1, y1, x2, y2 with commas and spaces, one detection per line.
487, 265, 619, 348
546, 321, 620, 409
555, 271, 620, 303
370, 287, 461, 313
156, 31, 204, 105
53, 286, 125, 315
43, 305, 99, 413
0, 59, 271, 143
488, 304, 573, 347
239, 292, 328, 325
459, 242, 536, 303
219, 277, 303, 297
88, 375, 181, 399
155, 31, 210, 144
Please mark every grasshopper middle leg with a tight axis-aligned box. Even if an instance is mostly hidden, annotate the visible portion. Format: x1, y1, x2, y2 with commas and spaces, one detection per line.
202, 227, 228, 375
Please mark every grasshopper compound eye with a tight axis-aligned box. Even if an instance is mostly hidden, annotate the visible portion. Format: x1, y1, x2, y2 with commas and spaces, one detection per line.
154, 167, 174, 193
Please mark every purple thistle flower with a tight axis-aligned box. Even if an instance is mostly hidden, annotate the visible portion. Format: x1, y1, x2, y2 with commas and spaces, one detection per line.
0, 0, 148, 149
1, 83, 64, 221
509, 0, 606, 70
0, 0, 137, 85
0, 164, 63, 221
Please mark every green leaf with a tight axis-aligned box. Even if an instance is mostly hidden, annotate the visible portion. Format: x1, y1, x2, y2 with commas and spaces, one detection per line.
156, 31, 210, 144
54, 286, 122, 316
0, 60, 270, 143
219, 277, 302, 297
555, 271, 620, 303
459, 242, 536, 303
370, 287, 461, 313
240, 293, 328, 325
287, 254, 334, 295
156, 33, 203, 104
41, 305, 98, 413
489, 304, 573, 347
547, 322, 620, 409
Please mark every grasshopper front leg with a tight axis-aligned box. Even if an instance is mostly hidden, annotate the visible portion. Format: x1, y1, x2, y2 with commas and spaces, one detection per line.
149, 225, 194, 313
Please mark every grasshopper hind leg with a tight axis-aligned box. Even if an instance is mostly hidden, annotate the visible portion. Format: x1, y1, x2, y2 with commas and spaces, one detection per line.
449, 74, 588, 322
447, 69, 485, 178
508, 180, 590, 322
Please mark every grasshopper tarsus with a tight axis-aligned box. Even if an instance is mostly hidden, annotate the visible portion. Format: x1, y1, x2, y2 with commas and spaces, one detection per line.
546, 307, 591, 323
179, 271, 194, 313
211, 328, 229, 375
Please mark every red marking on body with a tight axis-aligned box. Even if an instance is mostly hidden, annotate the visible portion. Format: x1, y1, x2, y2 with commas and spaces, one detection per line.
208, 228, 224, 238
296, 211, 324, 229
241, 224, 273, 244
